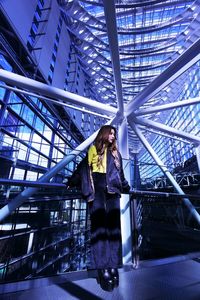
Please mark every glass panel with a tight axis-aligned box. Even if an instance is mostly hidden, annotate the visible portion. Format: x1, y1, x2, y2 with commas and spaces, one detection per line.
17, 143, 28, 161
43, 124, 52, 141
17, 125, 31, 142
35, 117, 45, 133
22, 105, 35, 126
38, 155, 48, 168
26, 170, 38, 181
8, 92, 23, 115
1, 134, 14, 152
32, 132, 42, 151
40, 140, 50, 156
28, 149, 39, 165
0, 54, 12, 71
13, 168, 25, 180
0, 84, 6, 100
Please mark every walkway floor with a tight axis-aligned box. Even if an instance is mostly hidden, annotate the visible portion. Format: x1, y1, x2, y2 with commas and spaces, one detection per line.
1, 259, 200, 299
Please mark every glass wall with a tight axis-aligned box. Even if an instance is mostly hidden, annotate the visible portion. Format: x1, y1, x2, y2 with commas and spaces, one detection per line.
0, 57, 79, 183
139, 61, 200, 184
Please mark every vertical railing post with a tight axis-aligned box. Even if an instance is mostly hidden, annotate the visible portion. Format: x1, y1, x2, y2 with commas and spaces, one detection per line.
130, 195, 140, 268
118, 119, 132, 265
196, 146, 200, 173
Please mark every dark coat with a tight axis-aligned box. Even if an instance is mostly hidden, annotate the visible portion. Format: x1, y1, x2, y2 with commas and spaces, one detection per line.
106, 149, 130, 195
67, 151, 130, 202
67, 155, 94, 202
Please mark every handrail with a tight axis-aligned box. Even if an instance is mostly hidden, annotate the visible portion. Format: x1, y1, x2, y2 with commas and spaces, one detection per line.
1, 178, 199, 199
0, 179, 66, 188
130, 189, 200, 200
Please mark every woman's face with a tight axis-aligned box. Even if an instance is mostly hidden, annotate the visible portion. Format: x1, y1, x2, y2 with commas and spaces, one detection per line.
108, 129, 115, 144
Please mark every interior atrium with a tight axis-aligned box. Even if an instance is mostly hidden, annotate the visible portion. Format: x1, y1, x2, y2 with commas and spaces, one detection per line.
0, 0, 200, 299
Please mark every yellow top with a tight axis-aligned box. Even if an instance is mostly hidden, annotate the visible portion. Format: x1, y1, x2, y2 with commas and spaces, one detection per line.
88, 145, 107, 173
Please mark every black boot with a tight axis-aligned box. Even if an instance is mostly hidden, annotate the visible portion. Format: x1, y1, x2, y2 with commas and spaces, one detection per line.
109, 268, 119, 287
97, 269, 114, 292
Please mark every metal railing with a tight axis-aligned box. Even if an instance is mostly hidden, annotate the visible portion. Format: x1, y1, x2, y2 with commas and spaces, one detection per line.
141, 173, 200, 190
0, 181, 90, 283
130, 190, 200, 267
1, 179, 200, 284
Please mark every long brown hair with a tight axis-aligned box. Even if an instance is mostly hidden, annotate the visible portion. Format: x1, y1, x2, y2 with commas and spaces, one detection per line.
94, 125, 120, 169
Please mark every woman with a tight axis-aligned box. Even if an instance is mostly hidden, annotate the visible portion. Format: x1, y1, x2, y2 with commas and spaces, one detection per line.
88, 125, 130, 291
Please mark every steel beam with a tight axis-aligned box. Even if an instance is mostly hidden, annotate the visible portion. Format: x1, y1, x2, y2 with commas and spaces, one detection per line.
0, 84, 111, 119
135, 96, 200, 116
142, 127, 191, 144
103, 0, 133, 263
103, 0, 124, 116
0, 69, 117, 116
134, 116, 200, 144
125, 37, 200, 115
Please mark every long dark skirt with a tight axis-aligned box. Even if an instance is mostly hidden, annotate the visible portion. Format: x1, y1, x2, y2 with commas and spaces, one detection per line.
88, 172, 122, 269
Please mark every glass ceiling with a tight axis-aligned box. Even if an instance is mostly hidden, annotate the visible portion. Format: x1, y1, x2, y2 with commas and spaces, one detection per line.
58, 0, 200, 153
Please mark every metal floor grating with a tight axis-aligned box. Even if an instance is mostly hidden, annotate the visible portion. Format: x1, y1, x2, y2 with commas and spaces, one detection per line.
1, 259, 200, 299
